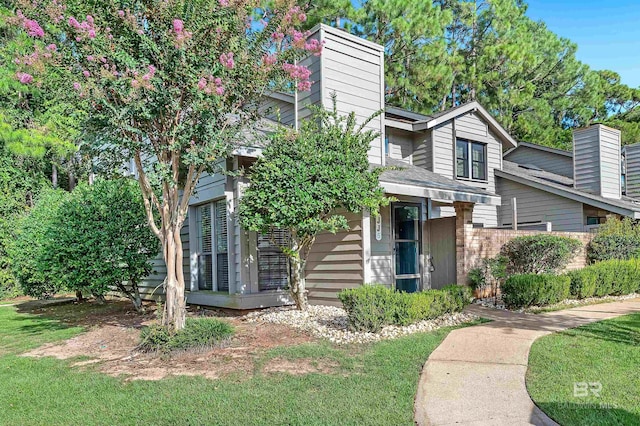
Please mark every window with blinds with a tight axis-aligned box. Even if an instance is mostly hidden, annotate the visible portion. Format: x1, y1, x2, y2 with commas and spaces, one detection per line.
195, 200, 229, 292
257, 229, 290, 291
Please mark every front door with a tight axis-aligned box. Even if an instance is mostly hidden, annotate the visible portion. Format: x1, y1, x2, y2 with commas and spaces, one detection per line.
393, 203, 421, 292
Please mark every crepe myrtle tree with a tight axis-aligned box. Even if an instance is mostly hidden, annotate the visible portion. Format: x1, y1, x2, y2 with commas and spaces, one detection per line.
7, 0, 322, 329
239, 96, 389, 310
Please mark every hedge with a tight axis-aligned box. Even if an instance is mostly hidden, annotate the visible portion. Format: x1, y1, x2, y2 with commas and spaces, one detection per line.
337, 284, 472, 332
587, 217, 640, 262
500, 234, 581, 275
501, 274, 571, 309
568, 259, 640, 299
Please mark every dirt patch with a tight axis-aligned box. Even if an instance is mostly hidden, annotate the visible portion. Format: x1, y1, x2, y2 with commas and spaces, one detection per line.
22, 302, 317, 381
263, 357, 339, 375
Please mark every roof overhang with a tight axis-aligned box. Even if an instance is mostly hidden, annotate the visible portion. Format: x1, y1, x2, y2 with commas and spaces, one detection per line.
380, 180, 501, 206
496, 169, 640, 219
504, 141, 573, 158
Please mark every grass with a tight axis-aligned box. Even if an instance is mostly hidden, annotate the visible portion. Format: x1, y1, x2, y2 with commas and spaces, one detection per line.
527, 313, 640, 425
0, 303, 479, 425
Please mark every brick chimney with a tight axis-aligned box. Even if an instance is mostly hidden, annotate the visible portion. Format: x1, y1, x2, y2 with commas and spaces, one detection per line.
573, 124, 621, 199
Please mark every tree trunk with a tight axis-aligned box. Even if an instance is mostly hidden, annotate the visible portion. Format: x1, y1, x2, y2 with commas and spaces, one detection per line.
75, 290, 83, 302
289, 254, 308, 310
52, 163, 58, 189
162, 223, 187, 330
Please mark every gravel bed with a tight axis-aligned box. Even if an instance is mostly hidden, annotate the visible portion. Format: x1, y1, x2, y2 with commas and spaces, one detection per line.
244, 305, 478, 345
474, 292, 640, 313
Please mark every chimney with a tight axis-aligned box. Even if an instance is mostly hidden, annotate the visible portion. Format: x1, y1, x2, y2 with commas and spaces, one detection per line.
624, 142, 640, 198
573, 124, 621, 199
297, 24, 385, 165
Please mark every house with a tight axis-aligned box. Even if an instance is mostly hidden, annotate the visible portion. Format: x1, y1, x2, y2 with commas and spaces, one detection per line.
139, 24, 518, 308
499, 126, 640, 232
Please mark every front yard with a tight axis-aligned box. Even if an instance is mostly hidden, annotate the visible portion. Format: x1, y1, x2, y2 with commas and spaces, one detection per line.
0, 300, 475, 425
527, 313, 640, 425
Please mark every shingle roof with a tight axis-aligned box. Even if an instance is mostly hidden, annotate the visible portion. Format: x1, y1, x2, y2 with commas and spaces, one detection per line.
379, 158, 498, 198
498, 161, 640, 217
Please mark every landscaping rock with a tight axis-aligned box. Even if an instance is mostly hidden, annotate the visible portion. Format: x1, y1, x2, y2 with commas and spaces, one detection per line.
244, 305, 478, 345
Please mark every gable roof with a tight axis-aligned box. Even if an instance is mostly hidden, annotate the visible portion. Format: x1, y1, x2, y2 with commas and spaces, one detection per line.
378, 158, 501, 206
504, 141, 573, 158
497, 161, 640, 219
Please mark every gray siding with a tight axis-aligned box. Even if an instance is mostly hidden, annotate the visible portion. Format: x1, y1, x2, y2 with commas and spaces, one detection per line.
259, 96, 295, 126
504, 146, 573, 178
387, 129, 414, 163
432, 121, 454, 177
412, 130, 432, 170
573, 125, 621, 199
306, 210, 364, 305
497, 178, 584, 232
298, 25, 385, 165
626, 143, 640, 198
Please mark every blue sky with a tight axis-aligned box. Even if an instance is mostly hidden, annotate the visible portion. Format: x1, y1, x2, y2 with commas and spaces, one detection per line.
526, 0, 640, 88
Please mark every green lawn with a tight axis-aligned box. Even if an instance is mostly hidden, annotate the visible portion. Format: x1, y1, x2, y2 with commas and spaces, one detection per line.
527, 313, 640, 425
0, 303, 473, 425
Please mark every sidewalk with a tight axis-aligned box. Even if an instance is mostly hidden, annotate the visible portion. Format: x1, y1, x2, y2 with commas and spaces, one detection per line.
414, 298, 640, 425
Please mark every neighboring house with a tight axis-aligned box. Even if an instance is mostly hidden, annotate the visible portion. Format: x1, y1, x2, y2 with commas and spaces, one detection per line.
139, 24, 516, 308
498, 125, 640, 232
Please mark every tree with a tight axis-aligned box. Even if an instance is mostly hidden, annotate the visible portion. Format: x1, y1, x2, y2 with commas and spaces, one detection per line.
239, 96, 388, 310
7, 0, 318, 329
11, 187, 69, 299
42, 179, 159, 312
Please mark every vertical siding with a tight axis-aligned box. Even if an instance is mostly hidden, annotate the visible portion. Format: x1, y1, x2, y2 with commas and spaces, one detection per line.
298, 26, 385, 166
625, 143, 640, 198
496, 178, 584, 232
387, 129, 414, 163
306, 210, 364, 305
370, 205, 392, 286
259, 96, 295, 126
412, 130, 432, 170
504, 147, 573, 178
573, 127, 602, 196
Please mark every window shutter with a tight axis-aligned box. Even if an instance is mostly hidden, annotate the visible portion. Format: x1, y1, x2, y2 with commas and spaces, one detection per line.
214, 200, 229, 292
197, 205, 213, 290
258, 229, 290, 291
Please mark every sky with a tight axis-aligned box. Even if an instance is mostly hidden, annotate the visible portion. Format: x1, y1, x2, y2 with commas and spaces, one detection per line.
525, 0, 640, 88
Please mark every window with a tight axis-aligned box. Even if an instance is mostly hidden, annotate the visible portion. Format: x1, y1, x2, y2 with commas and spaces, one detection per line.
456, 139, 487, 181
384, 135, 390, 157
195, 200, 228, 292
257, 229, 290, 291
586, 216, 606, 226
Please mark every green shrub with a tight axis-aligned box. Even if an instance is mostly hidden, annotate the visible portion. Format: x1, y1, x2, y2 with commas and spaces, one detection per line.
587, 217, 640, 262
500, 235, 582, 275
337, 285, 397, 332
338, 284, 471, 332
567, 268, 598, 299
501, 274, 571, 308
139, 318, 234, 353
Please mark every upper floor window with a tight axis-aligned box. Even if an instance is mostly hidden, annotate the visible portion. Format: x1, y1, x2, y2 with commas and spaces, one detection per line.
456, 139, 487, 181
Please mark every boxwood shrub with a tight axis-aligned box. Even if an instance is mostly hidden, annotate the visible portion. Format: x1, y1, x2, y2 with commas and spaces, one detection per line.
338, 284, 471, 332
501, 274, 571, 308
568, 259, 640, 299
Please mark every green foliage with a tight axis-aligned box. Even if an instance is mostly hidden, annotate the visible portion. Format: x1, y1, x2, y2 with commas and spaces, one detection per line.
42, 179, 159, 306
587, 217, 640, 262
567, 268, 599, 299
500, 235, 582, 275
469, 255, 507, 292
139, 317, 234, 353
11, 188, 69, 298
338, 284, 471, 332
569, 259, 640, 299
501, 274, 571, 309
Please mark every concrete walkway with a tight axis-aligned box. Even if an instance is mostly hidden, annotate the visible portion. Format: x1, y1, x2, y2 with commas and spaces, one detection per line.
414, 298, 640, 426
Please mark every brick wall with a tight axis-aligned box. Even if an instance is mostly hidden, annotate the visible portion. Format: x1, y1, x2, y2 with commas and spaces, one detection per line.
458, 225, 593, 284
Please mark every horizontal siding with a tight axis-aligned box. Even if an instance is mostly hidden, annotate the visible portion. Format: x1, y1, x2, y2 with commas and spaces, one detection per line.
306, 211, 364, 304
259, 96, 295, 126
626, 143, 640, 198
497, 178, 584, 232
387, 129, 414, 163
412, 130, 432, 171
432, 121, 454, 177
573, 128, 601, 195
504, 146, 573, 178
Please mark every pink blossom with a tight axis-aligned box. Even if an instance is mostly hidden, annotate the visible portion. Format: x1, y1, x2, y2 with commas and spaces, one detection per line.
83, 70, 91, 78
68, 16, 80, 28
220, 52, 234, 69
131, 79, 140, 88
304, 39, 324, 56
87, 55, 94, 61
219, 0, 229, 6
108, 34, 113, 40
86, 15, 94, 24
173, 19, 184, 33
88, 29, 96, 38
46, 44, 57, 51
73, 82, 81, 90
263, 54, 277, 66
282, 63, 312, 81
118, 10, 125, 17
76, 36, 81, 42
113, 71, 119, 77
297, 80, 312, 91
214, 77, 222, 86
197, 77, 207, 90
215, 86, 225, 95
17, 72, 33, 84
101, 57, 107, 63
148, 65, 156, 74
271, 31, 285, 42
23, 19, 45, 37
